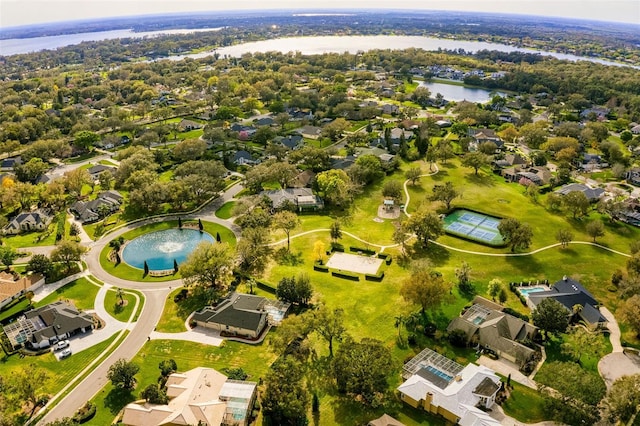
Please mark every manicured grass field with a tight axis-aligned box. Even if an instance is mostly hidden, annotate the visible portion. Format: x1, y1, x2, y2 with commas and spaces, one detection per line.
4, 226, 57, 248
34, 278, 100, 311
501, 381, 547, 423
214, 201, 236, 219
0, 298, 30, 322
99, 220, 236, 282
104, 289, 138, 321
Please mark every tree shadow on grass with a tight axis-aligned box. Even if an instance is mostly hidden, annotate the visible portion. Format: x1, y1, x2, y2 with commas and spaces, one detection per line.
274, 248, 304, 266
411, 242, 451, 267
504, 255, 543, 279
464, 173, 495, 187
103, 387, 136, 416
430, 170, 449, 181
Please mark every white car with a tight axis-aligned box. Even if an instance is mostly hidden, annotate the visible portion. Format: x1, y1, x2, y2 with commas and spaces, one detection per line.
53, 340, 69, 351
59, 348, 72, 359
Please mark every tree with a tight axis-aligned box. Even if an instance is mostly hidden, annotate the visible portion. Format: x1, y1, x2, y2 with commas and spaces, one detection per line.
532, 298, 569, 338
498, 218, 533, 253
0, 246, 18, 270
14, 158, 50, 183
585, 220, 605, 242
619, 295, 640, 337
487, 278, 503, 302
235, 227, 272, 277
313, 306, 346, 357
455, 261, 473, 293
330, 220, 342, 243
158, 359, 178, 377
602, 374, 640, 424
262, 357, 309, 425
172, 138, 207, 162
73, 130, 100, 151
8, 364, 48, 419
406, 208, 443, 247
277, 274, 313, 306
50, 240, 86, 272
561, 327, 606, 364
315, 169, 352, 207
313, 240, 326, 263
252, 126, 275, 146
461, 151, 490, 175
381, 180, 403, 202
430, 181, 459, 210
26, 254, 54, 278
322, 117, 349, 141
563, 191, 590, 219
400, 267, 450, 314
272, 211, 300, 252
62, 168, 92, 196
405, 167, 421, 185
555, 229, 573, 249
332, 337, 395, 407
393, 220, 411, 257
107, 358, 140, 391
180, 242, 234, 297
141, 383, 168, 404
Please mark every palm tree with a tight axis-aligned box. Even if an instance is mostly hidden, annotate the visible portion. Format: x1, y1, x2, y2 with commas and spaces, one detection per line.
394, 315, 406, 338
116, 288, 124, 305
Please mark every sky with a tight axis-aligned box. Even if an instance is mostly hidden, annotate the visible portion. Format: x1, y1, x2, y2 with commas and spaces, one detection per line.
1, 0, 639, 28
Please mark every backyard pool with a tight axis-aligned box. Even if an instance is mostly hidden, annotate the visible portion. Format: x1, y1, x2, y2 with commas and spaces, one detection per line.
443, 209, 505, 246
517, 286, 549, 297
122, 228, 214, 271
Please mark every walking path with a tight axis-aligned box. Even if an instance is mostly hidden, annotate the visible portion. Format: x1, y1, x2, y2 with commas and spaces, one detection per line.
597, 306, 640, 388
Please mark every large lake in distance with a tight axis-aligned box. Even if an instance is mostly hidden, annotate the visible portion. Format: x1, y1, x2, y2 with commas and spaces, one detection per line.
418, 81, 504, 103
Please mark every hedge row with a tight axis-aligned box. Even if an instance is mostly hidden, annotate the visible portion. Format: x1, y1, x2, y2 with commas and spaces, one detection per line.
73, 402, 96, 424
349, 246, 376, 256
256, 280, 277, 294
365, 272, 385, 282
331, 270, 360, 281
377, 253, 393, 265
314, 263, 329, 272
503, 307, 529, 323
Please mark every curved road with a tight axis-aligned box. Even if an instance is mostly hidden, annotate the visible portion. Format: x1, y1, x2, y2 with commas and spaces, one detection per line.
37, 184, 243, 425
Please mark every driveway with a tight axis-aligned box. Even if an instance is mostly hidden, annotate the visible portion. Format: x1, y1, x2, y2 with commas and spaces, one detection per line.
477, 355, 536, 389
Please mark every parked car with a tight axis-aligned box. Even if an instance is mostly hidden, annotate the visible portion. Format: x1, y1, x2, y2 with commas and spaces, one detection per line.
53, 340, 69, 351
60, 348, 72, 359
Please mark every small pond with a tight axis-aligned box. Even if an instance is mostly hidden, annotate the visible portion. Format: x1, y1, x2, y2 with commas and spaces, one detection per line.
122, 228, 213, 271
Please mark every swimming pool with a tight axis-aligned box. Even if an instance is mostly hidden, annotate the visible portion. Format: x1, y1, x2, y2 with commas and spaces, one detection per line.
424, 365, 454, 382
518, 286, 549, 296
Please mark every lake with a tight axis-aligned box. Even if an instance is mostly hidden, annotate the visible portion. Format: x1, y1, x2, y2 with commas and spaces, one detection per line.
178, 35, 630, 68
2, 31, 632, 69
418, 81, 503, 103
0, 28, 222, 56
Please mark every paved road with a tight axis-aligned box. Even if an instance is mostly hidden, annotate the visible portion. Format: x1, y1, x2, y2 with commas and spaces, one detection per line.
37, 287, 169, 425
36, 183, 244, 424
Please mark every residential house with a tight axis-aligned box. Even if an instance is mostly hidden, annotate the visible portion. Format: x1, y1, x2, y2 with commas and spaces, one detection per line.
3, 301, 93, 350
192, 292, 290, 339
1, 156, 22, 170
502, 166, 551, 185
286, 108, 314, 121
368, 414, 406, 426
0, 272, 44, 310
179, 119, 202, 131
291, 170, 316, 188
631, 124, 640, 135
493, 153, 527, 169
229, 123, 257, 139
527, 276, 607, 328
581, 154, 608, 171
626, 167, 640, 186
379, 153, 396, 165
330, 155, 356, 170
87, 164, 116, 181
275, 135, 303, 150
555, 183, 604, 202
260, 188, 324, 211
381, 104, 400, 115
71, 190, 123, 223
398, 347, 501, 425
390, 128, 414, 143
580, 107, 609, 121
254, 117, 275, 126
3, 208, 53, 235
122, 367, 257, 426
436, 120, 452, 128
468, 129, 504, 152
296, 125, 323, 140
233, 150, 258, 167
446, 298, 538, 366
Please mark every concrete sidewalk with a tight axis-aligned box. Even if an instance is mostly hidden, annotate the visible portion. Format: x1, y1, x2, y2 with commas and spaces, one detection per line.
149, 327, 223, 346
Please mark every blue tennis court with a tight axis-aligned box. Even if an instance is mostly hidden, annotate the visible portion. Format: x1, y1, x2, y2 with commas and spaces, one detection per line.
443, 209, 505, 246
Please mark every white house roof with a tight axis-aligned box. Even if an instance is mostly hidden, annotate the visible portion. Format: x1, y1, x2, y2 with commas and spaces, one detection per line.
397, 363, 500, 421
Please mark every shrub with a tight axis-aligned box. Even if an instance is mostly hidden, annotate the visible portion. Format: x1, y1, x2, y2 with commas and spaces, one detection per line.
349, 246, 376, 255
72, 402, 96, 424
365, 272, 385, 282
448, 329, 468, 347
256, 280, 276, 294
313, 262, 329, 272
331, 270, 359, 281
503, 307, 529, 323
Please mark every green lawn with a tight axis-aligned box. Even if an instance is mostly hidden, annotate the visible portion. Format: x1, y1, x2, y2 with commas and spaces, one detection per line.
0, 298, 30, 322
501, 381, 547, 423
215, 201, 236, 219
155, 288, 193, 332
104, 289, 138, 321
99, 220, 236, 282
34, 278, 100, 311
4, 226, 57, 248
